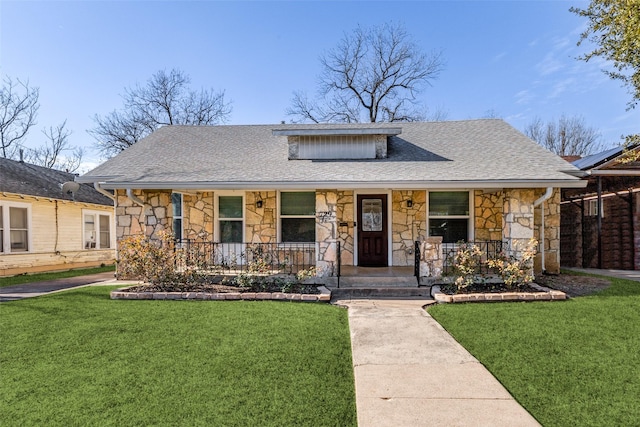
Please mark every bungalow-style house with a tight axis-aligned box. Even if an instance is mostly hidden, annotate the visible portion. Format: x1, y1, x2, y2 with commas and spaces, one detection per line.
0, 157, 115, 276
77, 120, 585, 279
561, 145, 640, 270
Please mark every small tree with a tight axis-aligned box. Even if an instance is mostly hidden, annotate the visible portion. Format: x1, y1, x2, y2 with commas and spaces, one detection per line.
287, 22, 444, 123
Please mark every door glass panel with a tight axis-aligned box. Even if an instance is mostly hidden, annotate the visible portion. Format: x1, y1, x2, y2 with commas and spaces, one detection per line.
362, 199, 383, 232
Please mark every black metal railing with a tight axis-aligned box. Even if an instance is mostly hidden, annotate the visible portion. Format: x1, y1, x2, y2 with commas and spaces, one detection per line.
414, 241, 421, 285
173, 240, 316, 276
335, 241, 341, 288
441, 240, 504, 275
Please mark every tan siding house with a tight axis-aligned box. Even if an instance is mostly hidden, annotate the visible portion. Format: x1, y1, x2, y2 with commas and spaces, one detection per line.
0, 158, 115, 276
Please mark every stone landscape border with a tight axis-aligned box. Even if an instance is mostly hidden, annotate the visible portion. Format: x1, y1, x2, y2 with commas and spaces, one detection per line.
431, 283, 567, 303
111, 285, 332, 302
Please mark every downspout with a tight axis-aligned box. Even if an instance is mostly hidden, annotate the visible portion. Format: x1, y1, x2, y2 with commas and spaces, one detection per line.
533, 187, 554, 273
94, 182, 116, 201
126, 188, 145, 207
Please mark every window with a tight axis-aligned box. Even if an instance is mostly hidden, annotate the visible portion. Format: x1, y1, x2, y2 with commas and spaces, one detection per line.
280, 192, 315, 242
83, 211, 112, 249
586, 199, 604, 217
172, 193, 183, 240
428, 191, 470, 243
218, 195, 243, 243
0, 203, 30, 253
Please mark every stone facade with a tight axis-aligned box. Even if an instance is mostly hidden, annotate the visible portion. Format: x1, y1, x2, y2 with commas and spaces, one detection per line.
182, 192, 214, 240
503, 189, 536, 257
112, 186, 562, 276
245, 191, 276, 243
419, 236, 443, 279
316, 190, 338, 276
474, 190, 503, 241
336, 191, 355, 266
392, 190, 426, 266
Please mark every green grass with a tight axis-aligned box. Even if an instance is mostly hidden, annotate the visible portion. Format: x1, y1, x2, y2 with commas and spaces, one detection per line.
0, 287, 356, 426
428, 275, 640, 426
0, 265, 115, 288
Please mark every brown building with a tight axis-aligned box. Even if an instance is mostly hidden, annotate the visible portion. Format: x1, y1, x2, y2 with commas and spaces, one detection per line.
561, 146, 640, 270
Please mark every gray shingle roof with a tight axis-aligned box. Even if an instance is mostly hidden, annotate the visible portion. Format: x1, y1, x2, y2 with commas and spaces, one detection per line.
0, 157, 113, 205
78, 119, 583, 189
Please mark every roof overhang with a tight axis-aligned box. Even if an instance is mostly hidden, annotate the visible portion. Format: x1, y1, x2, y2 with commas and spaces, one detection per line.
272, 128, 402, 137
79, 178, 587, 191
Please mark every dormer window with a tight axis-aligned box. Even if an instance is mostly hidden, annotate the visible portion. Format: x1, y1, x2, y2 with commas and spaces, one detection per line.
273, 127, 401, 160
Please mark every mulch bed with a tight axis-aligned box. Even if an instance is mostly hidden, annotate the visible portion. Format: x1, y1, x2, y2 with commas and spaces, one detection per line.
533, 273, 611, 297
124, 278, 320, 295
438, 274, 611, 297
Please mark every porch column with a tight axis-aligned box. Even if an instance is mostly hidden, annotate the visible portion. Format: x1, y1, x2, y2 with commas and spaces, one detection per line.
316, 190, 338, 277
502, 189, 535, 257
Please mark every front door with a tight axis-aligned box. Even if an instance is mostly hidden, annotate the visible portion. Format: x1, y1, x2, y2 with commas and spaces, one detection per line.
357, 194, 388, 267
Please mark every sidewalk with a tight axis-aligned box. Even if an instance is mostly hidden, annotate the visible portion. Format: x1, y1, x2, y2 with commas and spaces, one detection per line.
336, 298, 540, 427
563, 267, 640, 282
0, 272, 119, 302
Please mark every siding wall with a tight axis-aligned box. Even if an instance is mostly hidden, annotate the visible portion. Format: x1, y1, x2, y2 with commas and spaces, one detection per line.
0, 193, 115, 276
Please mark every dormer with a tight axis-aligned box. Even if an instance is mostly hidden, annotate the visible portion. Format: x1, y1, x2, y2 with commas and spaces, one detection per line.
273, 127, 402, 160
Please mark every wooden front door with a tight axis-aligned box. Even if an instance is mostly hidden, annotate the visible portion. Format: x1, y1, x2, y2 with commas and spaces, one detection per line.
357, 194, 388, 267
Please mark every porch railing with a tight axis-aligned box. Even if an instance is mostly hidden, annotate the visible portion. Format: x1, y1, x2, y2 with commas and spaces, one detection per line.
414, 240, 505, 279
173, 240, 316, 276
441, 240, 504, 275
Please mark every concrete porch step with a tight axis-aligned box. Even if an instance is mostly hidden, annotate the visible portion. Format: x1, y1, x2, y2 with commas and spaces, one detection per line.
326, 276, 420, 288
329, 286, 432, 299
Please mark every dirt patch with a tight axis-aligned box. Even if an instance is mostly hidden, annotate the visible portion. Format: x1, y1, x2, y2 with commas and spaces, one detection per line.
534, 274, 611, 297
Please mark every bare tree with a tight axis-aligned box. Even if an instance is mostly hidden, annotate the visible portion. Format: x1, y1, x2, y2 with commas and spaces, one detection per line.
0, 75, 39, 158
287, 23, 444, 123
91, 69, 232, 157
25, 120, 83, 172
523, 115, 603, 157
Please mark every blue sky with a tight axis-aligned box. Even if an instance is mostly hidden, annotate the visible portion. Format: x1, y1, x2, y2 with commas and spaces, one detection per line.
2, 0, 639, 172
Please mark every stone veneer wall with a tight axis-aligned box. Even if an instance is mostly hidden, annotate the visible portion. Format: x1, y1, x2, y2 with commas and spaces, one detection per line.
503, 188, 536, 261
181, 192, 214, 240
316, 190, 338, 276
392, 190, 426, 266
245, 191, 277, 243
115, 189, 172, 240
474, 190, 503, 241
336, 191, 355, 266
533, 188, 561, 274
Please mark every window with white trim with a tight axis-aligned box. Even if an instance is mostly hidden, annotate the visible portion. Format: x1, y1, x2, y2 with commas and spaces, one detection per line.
0, 202, 31, 253
427, 191, 471, 243
218, 195, 243, 243
586, 199, 604, 217
83, 210, 112, 249
172, 193, 183, 240
280, 192, 315, 243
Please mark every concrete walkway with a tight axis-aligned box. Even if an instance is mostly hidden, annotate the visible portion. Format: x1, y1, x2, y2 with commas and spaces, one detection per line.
0, 272, 119, 302
563, 267, 640, 282
336, 298, 540, 427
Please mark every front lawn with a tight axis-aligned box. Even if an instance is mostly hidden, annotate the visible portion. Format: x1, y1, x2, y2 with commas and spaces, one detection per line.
0, 287, 356, 426
429, 275, 640, 426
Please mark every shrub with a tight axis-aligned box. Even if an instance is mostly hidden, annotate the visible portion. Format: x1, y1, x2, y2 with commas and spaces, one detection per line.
449, 242, 484, 291
487, 239, 538, 289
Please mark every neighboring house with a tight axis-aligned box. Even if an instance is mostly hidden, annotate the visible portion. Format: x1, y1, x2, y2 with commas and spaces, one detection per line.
561, 146, 640, 270
77, 120, 585, 277
0, 157, 115, 276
